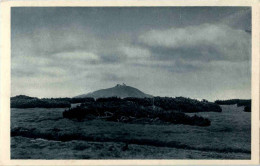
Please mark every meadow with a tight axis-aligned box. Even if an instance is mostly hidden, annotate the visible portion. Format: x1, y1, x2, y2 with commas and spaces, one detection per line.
11, 104, 250, 159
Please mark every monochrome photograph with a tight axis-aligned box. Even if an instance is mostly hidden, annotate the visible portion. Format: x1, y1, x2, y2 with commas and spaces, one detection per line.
10, 6, 252, 160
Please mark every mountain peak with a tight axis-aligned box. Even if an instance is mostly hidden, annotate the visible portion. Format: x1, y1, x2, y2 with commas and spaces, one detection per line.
75, 84, 153, 99
115, 83, 126, 87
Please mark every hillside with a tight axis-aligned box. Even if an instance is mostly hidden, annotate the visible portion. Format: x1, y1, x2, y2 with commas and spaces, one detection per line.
75, 84, 153, 98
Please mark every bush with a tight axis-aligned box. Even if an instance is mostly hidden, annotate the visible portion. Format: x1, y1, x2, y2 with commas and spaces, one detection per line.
124, 97, 222, 113
215, 99, 251, 106
96, 97, 122, 102
215, 99, 251, 112
70, 97, 95, 103
63, 98, 211, 127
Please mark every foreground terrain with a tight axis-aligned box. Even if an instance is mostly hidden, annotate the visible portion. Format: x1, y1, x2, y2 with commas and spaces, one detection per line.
11, 105, 250, 159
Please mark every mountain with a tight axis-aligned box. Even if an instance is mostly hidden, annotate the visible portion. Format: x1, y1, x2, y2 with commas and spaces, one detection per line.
74, 84, 153, 99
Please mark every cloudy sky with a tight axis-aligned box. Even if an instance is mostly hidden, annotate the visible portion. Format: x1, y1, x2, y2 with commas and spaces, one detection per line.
11, 7, 251, 101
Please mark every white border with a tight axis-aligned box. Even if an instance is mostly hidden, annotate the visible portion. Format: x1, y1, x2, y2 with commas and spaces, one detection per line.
0, 1, 259, 165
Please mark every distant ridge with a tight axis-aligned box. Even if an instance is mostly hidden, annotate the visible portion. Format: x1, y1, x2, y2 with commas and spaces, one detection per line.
74, 84, 153, 99
11, 95, 38, 100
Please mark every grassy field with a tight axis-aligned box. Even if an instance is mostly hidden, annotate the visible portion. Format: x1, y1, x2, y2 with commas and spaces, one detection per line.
11, 105, 250, 159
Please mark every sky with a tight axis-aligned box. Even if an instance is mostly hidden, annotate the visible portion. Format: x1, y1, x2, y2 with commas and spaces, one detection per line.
11, 7, 251, 101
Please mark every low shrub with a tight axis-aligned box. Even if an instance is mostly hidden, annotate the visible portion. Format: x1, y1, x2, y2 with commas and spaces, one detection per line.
124, 97, 222, 113
215, 99, 251, 112
215, 99, 251, 106
63, 100, 211, 127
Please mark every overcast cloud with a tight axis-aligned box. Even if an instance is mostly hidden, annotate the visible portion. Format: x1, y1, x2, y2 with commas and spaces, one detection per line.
11, 7, 251, 101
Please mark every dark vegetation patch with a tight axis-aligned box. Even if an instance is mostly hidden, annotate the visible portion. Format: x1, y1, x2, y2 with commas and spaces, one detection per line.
215, 99, 251, 112
11, 95, 221, 113
11, 95, 222, 126
11, 95, 221, 114
11, 127, 250, 154
244, 106, 251, 112
11, 95, 94, 108
62, 97, 219, 127
124, 97, 221, 113
11, 95, 70, 108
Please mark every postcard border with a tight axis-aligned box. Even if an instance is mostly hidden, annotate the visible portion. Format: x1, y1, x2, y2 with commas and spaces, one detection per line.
0, 0, 259, 165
